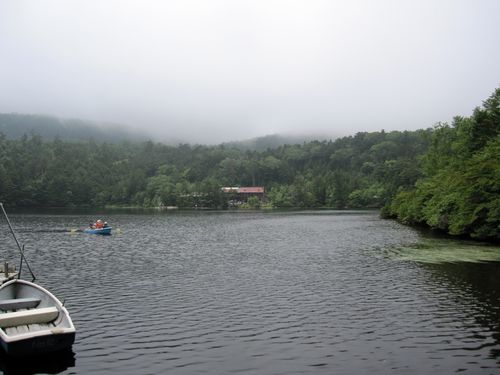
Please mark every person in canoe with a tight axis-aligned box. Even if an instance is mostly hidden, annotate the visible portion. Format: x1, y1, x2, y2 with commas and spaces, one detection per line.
89, 219, 105, 229
85, 219, 112, 235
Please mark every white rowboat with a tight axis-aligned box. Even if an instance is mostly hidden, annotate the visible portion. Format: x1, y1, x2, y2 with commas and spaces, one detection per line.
0, 279, 76, 355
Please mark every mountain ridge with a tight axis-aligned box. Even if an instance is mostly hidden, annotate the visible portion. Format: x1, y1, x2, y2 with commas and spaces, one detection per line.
0, 112, 336, 150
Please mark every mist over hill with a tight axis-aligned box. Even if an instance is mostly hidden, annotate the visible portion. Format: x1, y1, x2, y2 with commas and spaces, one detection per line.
222, 133, 336, 151
0, 113, 151, 143
0, 113, 335, 149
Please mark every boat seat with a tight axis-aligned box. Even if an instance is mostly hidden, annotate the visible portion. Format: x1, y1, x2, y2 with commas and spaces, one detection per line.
0, 307, 59, 328
0, 297, 41, 311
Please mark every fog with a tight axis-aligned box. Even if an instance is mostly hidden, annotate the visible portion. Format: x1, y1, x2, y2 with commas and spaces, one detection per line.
0, 0, 499, 144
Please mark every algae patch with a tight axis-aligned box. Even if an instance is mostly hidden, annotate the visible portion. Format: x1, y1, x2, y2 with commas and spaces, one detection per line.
386, 240, 500, 264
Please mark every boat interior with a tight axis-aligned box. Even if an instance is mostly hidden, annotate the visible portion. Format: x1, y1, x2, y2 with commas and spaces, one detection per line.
0, 281, 70, 338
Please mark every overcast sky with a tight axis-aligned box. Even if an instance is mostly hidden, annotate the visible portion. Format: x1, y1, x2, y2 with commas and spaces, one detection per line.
0, 0, 499, 143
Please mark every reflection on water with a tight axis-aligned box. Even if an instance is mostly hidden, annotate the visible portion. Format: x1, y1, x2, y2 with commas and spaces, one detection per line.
0, 210, 499, 374
422, 261, 500, 361
0, 349, 75, 374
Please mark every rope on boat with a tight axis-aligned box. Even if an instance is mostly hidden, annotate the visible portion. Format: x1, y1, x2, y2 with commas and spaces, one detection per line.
0, 203, 36, 282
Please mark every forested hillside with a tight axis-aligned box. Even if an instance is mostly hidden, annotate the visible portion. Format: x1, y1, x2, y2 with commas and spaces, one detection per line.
1, 88, 498, 241
385, 88, 500, 241
0, 129, 430, 210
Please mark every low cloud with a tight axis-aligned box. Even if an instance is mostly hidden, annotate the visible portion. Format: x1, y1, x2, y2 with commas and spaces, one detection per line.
0, 0, 499, 143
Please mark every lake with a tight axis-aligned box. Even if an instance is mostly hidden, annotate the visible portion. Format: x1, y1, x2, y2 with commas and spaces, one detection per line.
0, 210, 499, 374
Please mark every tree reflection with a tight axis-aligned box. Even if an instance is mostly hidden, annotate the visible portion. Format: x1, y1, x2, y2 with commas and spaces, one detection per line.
0, 349, 75, 374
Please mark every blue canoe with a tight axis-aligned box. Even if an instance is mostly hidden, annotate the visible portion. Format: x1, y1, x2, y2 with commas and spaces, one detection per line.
84, 227, 112, 235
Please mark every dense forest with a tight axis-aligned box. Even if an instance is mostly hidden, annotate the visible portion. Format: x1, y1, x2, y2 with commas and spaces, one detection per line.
385, 88, 500, 241
0, 89, 498, 240
0, 128, 430, 209
0, 130, 431, 208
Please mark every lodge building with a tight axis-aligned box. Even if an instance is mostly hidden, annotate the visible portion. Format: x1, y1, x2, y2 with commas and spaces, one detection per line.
221, 186, 266, 204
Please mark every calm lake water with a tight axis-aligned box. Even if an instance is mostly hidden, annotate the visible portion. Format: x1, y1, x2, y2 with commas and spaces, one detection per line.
0, 210, 499, 374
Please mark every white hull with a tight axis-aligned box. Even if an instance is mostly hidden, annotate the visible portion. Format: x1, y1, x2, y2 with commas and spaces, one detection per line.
0, 279, 75, 355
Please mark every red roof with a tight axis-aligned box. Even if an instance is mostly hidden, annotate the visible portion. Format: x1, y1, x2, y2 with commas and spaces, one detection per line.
238, 187, 265, 194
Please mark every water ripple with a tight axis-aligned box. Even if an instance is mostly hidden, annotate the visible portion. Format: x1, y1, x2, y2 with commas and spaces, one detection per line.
1, 211, 499, 374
